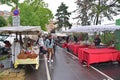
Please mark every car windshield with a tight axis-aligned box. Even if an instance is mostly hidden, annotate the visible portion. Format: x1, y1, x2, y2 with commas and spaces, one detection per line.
0, 35, 9, 41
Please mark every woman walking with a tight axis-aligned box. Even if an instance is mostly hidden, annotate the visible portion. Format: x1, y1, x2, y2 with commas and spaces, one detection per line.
45, 35, 54, 62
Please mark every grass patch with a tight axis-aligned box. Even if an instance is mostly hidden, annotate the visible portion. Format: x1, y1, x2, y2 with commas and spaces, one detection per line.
0, 55, 8, 61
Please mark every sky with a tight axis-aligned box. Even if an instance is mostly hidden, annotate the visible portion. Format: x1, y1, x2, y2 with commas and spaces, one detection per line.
44, 0, 76, 14
0, 0, 24, 11
44, 0, 77, 23
0, 0, 119, 24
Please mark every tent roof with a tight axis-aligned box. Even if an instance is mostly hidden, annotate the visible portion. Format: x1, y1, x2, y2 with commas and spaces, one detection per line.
0, 26, 41, 35
54, 33, 67, 36
63, 25, 120, 33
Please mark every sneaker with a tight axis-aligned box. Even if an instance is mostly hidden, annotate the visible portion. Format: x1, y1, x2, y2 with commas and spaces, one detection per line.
48, 60, 50, 62
51, 60, 53, 62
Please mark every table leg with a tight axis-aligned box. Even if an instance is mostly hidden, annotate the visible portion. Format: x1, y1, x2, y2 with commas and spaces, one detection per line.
36, 64, 39, 70
14, 63, 18, 68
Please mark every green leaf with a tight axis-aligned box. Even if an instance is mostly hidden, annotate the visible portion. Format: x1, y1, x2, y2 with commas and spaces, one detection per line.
8, 0, 53, 31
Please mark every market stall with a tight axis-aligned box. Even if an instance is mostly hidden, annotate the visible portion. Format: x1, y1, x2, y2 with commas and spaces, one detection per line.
0, 26, 41, 70
62, 25, 120, 66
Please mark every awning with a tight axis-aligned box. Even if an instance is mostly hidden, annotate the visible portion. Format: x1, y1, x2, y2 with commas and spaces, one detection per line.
0, 26, 41, 35
62, 25, 120, 33
54, 33, 67, 37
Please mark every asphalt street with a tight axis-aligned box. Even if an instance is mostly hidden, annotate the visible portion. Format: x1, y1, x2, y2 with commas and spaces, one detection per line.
25, 46, 120, 80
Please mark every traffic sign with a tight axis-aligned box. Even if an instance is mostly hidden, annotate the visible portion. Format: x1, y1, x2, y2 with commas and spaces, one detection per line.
12, 16, 20, 26
13, 9, 20, 16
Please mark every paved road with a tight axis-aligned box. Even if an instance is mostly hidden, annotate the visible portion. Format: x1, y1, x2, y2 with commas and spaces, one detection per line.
25, 46, 112, 80
25, 55, 47, 80
93, 61, 120, 80
51, 47, 107, 80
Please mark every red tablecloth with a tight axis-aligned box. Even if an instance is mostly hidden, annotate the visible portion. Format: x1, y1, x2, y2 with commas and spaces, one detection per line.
67, 43, 75, 51
72, 44, 80, 55
78, 48, 86, 62
62, 42, 68, 48
73, 45, 88, 55
78, 48, 120, 67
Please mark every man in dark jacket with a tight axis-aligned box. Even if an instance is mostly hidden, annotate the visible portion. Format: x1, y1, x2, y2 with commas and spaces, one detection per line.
93, 35, 101, 46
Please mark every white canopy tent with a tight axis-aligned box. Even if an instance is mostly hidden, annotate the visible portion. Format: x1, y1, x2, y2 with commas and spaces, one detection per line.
54, 33, 67, 37
0, 26, 41, 35
62, 25, 120, 33
0, 26, 41, 69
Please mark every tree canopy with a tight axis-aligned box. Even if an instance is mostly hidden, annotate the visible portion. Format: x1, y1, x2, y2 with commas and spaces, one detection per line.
0, 0, 18, 7
8, 0, 53, 31
74, 0, 120, 25
0, 16, 7, 27
55, 2, 72, 31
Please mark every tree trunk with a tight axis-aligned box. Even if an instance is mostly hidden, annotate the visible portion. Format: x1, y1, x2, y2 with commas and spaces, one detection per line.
95, 14, 99, 25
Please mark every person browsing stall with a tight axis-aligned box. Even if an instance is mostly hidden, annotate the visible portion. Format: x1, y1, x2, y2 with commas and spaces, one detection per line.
93, 35, 101, 46
45, 35, 54, 62
37, 34, 45, 55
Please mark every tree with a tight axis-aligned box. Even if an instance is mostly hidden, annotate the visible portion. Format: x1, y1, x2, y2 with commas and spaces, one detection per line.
73, 0, 91, 25
0, 0, 18, 7
8, 1, 53, 31
0, 16, 7, 27
74, 0, 120, 25
1, 0, 53, 31
117, 0, 120, 3
55, 2, 72, 31
25, 0, 47, 9
90, 0, 120, 25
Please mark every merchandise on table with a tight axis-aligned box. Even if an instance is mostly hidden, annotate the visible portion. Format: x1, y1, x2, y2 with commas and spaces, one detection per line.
17, 49, 38, 59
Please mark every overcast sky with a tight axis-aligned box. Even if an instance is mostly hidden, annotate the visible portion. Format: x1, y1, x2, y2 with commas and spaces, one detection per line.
0, 0, 76, 14
0, 0, 118, 24
44, 0, 77, 22
44, 0, 76, 14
